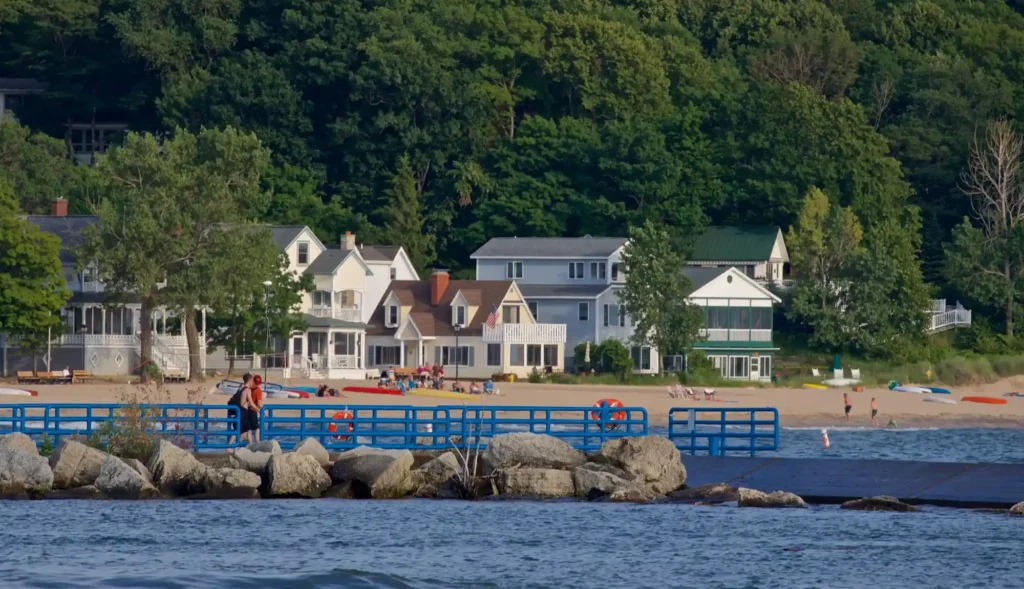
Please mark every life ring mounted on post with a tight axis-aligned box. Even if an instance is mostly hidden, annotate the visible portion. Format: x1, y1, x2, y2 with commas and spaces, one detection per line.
591, 398, 626, 426
328, 410, 354, 441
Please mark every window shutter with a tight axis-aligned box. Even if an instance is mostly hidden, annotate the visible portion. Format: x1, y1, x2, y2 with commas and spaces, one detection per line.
468, 347, 475, 367
435, 346, 441, 365
368, 346, 375, 366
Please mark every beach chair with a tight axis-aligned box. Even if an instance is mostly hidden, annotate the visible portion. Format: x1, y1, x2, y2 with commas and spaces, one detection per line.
811, 368, 821, 377
850, 368, 861, 380
703, 388, 717, 401
833, 368, 844, 380
667, 386, 682, 399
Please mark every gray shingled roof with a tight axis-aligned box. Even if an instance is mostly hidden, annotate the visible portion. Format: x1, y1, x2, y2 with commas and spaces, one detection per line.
25, 215, 98, 264
270, 226, 306, 250
471, 237, 628, 258
682, 267, 730, 291
303, 249, 352, 275
360, 245, 401, 262
518, 284, 612, 298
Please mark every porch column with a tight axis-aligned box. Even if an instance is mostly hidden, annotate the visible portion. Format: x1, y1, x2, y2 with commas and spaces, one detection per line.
399, 340, 406, 367
357, 332, 363, 369
201, 308, 207, 342
100, 307, 106, 335
326, 330, 334, 372
418, 338, 424, 366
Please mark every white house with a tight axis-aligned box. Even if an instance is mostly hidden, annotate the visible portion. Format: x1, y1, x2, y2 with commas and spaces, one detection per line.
688, 226, 790, 288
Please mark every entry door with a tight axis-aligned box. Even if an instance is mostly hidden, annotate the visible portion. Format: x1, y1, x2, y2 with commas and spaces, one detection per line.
750, 357, 759, 381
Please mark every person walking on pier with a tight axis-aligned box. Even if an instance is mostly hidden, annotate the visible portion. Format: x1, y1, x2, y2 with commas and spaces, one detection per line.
871, 398, 879, 427
843, 393, 852, 422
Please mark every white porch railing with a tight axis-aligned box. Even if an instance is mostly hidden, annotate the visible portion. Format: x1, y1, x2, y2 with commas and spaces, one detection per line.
699, 329, 772, 343
929, 309, 972, 332
754, 278, 794, 290
929, 299, 947, 314
58, 334, 137, 346
482, 323, 567, 344
311, 307, 362, 322
330, 355, 359, 369
81, 281, 103, 293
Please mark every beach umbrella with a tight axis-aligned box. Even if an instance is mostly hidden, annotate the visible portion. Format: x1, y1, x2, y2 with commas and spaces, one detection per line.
584, 342, 591, 365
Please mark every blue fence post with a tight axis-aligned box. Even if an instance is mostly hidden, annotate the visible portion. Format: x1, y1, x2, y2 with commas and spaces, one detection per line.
709, 437, 721, 456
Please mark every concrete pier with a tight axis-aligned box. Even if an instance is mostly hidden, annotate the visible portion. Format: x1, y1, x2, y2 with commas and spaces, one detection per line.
680, 456, 1024, 508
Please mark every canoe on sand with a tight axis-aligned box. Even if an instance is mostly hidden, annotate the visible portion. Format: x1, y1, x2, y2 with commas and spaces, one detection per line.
961, 396, 1008, 405
923, 395, 957, 405
0, 388, 37, 397
342, 386, 404, 396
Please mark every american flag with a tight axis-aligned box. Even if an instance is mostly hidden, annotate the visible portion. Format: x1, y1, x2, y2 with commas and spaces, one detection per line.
485, 304, 498, 328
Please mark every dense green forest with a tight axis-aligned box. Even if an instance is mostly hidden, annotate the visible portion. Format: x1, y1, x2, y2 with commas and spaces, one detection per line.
4, 0, 1024, 353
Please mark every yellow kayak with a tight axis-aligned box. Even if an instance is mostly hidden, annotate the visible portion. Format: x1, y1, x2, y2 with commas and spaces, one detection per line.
409, 389, 477, 400
803, 383, 827, 390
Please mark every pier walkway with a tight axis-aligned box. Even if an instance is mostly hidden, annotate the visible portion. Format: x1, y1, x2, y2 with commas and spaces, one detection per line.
681, 456, 1024, 508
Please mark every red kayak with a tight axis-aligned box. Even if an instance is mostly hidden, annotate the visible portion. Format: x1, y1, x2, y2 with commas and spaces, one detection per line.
342, 386, 404, 396
961, 396, 1008, 405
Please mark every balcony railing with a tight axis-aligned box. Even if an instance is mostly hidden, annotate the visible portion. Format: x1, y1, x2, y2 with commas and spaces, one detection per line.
58, 334, 136, 346
330, 355, 359, 369
700, 329, 772, 343
482, 323, 567, 344
311, 307, 362, 322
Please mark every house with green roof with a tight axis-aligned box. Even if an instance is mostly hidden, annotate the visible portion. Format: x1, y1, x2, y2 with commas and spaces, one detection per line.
688, 226, 789, 287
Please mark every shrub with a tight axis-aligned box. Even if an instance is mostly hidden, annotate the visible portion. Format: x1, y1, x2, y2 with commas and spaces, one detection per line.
573, 341, 597, 371
597, 339, 633, 379
527, 367, 544, 383
934, 356, 995, 386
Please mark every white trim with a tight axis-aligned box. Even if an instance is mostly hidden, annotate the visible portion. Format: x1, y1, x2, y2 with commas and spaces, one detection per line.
385, 304, 400, 328
391, 247, 421, 280
297, 241, 310, 266
688, 267, 782, 304
505, 260, 524, 280
475, 255, 622, 260
568, 261, 585, 280
276, 226, 327, 255
394, 316, 423, 339
578, 301, 590, 322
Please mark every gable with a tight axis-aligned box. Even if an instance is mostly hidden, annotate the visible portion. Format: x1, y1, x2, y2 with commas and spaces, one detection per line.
688, 268, 781, 303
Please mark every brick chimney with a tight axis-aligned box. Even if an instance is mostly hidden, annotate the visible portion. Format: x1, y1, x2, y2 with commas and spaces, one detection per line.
431, 269, 449, 306
51, 198, 68, 217
342, 231, 356, 250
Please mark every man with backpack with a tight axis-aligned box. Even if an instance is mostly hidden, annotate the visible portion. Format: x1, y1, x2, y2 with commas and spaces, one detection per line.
227, 373, 252, 445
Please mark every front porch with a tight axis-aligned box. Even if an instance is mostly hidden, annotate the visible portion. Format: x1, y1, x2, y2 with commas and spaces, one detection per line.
290, 329, 365, 380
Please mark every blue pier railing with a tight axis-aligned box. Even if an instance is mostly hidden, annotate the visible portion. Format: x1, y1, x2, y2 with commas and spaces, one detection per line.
0, 403, 239, 450
667, 407, 779, 456
0, 403, 778, 455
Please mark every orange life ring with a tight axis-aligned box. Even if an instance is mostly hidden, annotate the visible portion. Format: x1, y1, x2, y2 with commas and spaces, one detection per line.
591, 398, 626, 421
327, 410, 354, 440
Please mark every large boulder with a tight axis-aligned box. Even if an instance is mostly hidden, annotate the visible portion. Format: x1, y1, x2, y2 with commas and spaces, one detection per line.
49, 440, 108, 489
147, 440, 210, 496
483, 433, 584, 472
0, 444, 53, 499
0, 432, 38, 455
293, 438, 330, 467
597, 437, 686, 494
248, 440, 282, 455
411, 452, 461, 498
123, 459, 153, 485
95, 456, 161, 499
498, 468, 575, 498
202, 468, 262, 499
266, 453, 331, 498
571, 464, 657, 502
330, 447, 414, 499
227, 448, 273, 474
738, 488, 808, 508
1011, 501, 1024, 516
841, 496, 918, 512
667, 483, 739, 504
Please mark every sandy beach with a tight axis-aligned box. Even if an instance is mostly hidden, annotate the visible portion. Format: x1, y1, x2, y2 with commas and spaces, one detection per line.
4, 377, 1024, 428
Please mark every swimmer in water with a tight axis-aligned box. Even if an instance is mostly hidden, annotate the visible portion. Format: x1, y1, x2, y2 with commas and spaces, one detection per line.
870, 397, 879, 427
843, 392, 852, 422
887, 418, 898, 428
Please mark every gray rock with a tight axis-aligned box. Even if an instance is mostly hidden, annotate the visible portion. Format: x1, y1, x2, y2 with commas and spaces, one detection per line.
483, 433, 584, 471
147, 440, 209, 496
597, 436, 686, 494
410, 452, 462, 498
0, 433, 38, 455
330, 447, 414, 499
667, 483, 739, 503
202, 468, 262, 499
123, 459, 153, 485
228, 448, 273, 474
48, 440, 108, 489
498, 468, 575, 497
572, 466, 656, 502
737, 488, 808, 508
1011, 501, 1024, 516
247, 440, 282, 455
841, 496, 919, 512
0, 445, 54, 498
577, 461, 630, 480
46, 485, 107, 500
607, 485, 660, 503
266, 453, 331, 498
95, 456, 161, 499
324, 482, 355, 499
293, 438, 331, 467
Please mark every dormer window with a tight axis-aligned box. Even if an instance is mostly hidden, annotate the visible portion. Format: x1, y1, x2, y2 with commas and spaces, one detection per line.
455, 305, 466, 326
297, 242, 309, 265
387, 305, 399, 327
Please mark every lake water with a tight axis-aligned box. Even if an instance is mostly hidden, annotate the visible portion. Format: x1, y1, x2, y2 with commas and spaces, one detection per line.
2, 499, 1022, 589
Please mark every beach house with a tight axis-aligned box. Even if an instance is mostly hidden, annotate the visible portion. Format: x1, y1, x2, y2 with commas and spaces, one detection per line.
687, 226, 790, 288
469, 236, 781, 379
364, 270, 567, 379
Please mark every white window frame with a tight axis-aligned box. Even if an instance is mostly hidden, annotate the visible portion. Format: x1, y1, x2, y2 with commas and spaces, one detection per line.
578, 302, 589, 322
510, 344, 525, 366
486, 343, 502, 366
590, 262, 606, 279
312, 290, 332, 308
386, 305, 399, 327
568, 261, 585, 280
506, 261, 523, 279
758, 356, 771, 378
729, 355, 750, 379
631, 345, 651, 371
611, 263, 622, 282
441, 346, 472, 366
526, 344, 543, 367
297, 242, 309, 265
709, 355, 728, 378
390, 267, 397, 280
455, 305, 466, 327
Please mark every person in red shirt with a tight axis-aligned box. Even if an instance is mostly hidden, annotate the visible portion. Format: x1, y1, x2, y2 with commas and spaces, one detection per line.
245, 375, 264, 442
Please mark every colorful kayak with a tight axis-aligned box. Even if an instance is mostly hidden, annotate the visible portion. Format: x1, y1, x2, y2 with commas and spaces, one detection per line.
893, 386, 929, 393
961, 396, 1008, 405
409, 389, 477, 400
923, 395, 956, 405
342, 386, 404, 396
803, 383, 827, 390
925, 387, 952, 395
0, 388, 37, 397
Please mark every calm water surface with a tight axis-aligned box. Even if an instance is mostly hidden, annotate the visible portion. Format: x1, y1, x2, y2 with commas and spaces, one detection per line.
2, 500, 1022, 589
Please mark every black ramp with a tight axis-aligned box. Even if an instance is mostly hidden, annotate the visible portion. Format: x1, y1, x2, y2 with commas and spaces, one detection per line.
679, 457, 1024, 507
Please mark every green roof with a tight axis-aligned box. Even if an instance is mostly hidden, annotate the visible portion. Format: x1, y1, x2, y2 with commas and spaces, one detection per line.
689, 226, 782, 262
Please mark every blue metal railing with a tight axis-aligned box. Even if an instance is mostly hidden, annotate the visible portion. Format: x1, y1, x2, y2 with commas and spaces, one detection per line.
667, 407, 779, 456
260, 406, 454, 451
0, 403, 239, 450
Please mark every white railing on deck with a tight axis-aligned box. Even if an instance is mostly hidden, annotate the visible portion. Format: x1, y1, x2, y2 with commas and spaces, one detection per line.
311, 307, 362, 322
929, 309, 972, 332
59, 334, 136, 346
699, 329, 772, 342
330, 355, 359, 369
482, 323, 567, 344
929, 299, 947, 314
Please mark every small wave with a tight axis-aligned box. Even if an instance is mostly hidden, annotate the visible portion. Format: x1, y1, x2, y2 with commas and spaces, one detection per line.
16, 569, 472, 589
783, 426, 940, 432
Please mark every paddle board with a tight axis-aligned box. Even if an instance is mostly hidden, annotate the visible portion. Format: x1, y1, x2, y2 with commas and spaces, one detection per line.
893, 386, 928, 393
409, 389, 477, 401
0, 388, 37, 397
922, 395, 956, 405
925, 387, 952, 395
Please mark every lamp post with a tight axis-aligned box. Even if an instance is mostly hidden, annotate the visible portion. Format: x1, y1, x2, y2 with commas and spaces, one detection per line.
453, 324, 461, 380
263, 280, 273, 381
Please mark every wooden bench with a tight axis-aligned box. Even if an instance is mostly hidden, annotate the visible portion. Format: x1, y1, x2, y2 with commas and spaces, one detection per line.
72, 370, 93, 384
16, 371, 40, 384
45, 371, 72, 384
393, 367, 418, 377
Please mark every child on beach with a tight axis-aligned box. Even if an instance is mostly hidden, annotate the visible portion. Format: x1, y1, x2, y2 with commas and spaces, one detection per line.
871, 398, 879, 427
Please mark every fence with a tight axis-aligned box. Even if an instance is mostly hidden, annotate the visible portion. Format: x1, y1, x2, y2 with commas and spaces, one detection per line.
667, 407, 779, 456
0, 404, 239, 450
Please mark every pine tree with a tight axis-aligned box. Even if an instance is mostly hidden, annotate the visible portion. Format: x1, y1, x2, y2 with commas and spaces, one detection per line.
381, 155, 436, 273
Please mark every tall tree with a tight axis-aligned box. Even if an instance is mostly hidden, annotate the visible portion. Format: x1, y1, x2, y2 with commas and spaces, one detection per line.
0, 117, 81, 213
945, 120, 1024, 337
618, 220, 704, 367
380, 155, 436, 274
0, 182, 70, 373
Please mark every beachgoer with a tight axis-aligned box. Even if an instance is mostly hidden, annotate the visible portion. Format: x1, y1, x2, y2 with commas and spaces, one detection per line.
431, 363, 440, 380
469, 381, 481, 394
227, 373, 252, 444
62, 366, 72, 381
379, 369, 389, 387
316, 384, 328, 398
483, 379, 496, 395
843, 392, 852, 422
248, 375, 264, 442
870, 398, 879, 427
